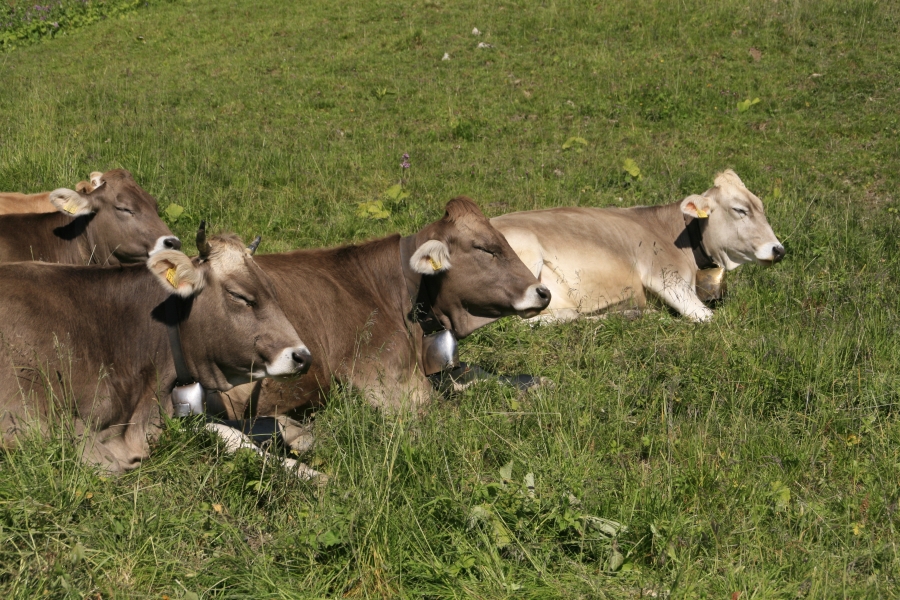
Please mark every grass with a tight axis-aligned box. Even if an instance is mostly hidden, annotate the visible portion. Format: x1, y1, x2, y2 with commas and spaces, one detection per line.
1, 0, 169, 51
1, 0, 900, 596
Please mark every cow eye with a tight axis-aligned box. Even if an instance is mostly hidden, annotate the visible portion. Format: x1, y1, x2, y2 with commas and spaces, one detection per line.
228, 290, 256, 308
115, 206, 135, 216
475, 245, 495, 257
733, 207, 748, 216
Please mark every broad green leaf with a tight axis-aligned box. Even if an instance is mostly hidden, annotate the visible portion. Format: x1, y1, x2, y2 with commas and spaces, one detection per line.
384, 183, 404, 200
491, 515, 511, 547
467, 504, 491, 528
457, 555, 476, 569
382, 181, 410, 202
165, 203, 184, 221
356, 200, 390, 220
607, 550, 625, 571
622, 158, 642, 180
772, 186, 782, 199
319, 530, 341, 547
770, 480, 790, 511
69, 542, 87, 564
562, 136, 588, 150
666, 542, 678, 563
585, 515, 626, 537
737, 97, 761, 112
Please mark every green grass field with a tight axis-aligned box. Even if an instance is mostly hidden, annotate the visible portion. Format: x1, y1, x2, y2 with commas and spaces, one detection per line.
2, 0, 900, 597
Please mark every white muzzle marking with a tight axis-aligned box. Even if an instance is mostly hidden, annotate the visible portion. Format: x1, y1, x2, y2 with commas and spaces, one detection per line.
150, 236, 182, 256
512, 283, 549, 313
265, 345, 311, 378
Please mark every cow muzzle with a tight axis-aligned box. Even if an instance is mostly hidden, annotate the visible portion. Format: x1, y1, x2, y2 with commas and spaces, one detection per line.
151, 235, 183, 256
513, 283, 552, 317
757, 243, 786, 266
265, 345, 312, 379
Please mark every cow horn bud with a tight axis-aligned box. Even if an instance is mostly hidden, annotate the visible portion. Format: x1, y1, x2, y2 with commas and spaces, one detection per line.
247, 235, 262, 255
196, 220, 212, 259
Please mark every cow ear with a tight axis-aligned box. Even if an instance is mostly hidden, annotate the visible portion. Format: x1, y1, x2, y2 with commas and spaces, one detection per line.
89, 171, 105, 190
147, 250, 206, 298
49, 188, 96, 218
410, 239, 452, 274
680, 194, 712, 219
75, 172, 105, 194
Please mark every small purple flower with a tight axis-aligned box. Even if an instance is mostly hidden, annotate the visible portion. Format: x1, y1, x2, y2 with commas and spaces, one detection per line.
400, 152, 410, 169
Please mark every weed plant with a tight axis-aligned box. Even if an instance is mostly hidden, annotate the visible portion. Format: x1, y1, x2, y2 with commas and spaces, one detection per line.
1, 0, 899, 597
1, 0, 166, 50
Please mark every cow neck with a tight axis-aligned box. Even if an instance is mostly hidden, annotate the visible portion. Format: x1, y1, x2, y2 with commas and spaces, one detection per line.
398, 234, 445, 335
164, 295, 197, 386
682, 214, 717, 270
74, 214, 113, 266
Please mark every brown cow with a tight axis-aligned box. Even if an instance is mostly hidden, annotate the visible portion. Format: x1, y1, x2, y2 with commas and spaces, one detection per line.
0, 172, 101, 215
215, 196, 551, 419
0, 231, 311, 472
0, 169, 181, 265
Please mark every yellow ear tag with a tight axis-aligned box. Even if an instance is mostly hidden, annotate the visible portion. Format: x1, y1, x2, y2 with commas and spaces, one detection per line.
63, 201, 79, 215
165, 267, 177, 288
428, 257, 442, 271
696, 208, 708, 219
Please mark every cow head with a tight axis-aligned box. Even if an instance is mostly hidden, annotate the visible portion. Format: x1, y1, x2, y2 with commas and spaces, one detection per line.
48, 169, 181, 264
409, 196, 551, 338
680, 170, 785, 271
147, 227, 311, 391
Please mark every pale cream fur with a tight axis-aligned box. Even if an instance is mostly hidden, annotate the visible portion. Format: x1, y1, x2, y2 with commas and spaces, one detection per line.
147, 250, 206, 298
491, 170, 784, 323
679, 194, 712, 219
208, 234, 252, 277
410, 239, 452, 274
49, 188, 94, 218
713, 169, 746, 190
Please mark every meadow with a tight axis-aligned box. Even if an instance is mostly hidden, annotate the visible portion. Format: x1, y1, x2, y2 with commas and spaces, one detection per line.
1, 0, 899, 597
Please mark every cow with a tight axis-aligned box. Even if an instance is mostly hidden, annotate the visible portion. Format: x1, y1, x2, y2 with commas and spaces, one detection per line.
0, 169, 181, 264
0, 228, 312, 473
491, 170, 785, 322
213, 196, 551, 421
0, 172, 100, 215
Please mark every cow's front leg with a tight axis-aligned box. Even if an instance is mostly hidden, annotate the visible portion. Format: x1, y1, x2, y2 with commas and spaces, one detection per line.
645, 269, 713, 322
363, 374, 434, 410
205, 422, 322, 480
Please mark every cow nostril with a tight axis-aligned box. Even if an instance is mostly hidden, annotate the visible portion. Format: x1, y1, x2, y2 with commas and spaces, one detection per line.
165, 237, 182, 251
772, 245, 786, 262
292, 349, 312, 374
535, 285, 551, 303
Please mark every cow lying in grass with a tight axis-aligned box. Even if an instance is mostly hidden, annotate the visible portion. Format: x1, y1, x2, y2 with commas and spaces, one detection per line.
214, 196, 551, 422
0, 169, 181, 264
0, 229, 310, 473
492, 170, 785, 322
0, 172, 100, 215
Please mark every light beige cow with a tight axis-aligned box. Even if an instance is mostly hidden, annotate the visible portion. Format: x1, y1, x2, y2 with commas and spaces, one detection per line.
0, 172, 101, 215
492, 170, 785, 323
